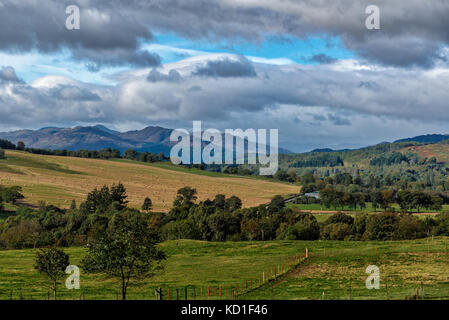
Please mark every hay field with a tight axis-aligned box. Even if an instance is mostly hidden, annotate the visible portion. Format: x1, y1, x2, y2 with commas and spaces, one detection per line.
0, 151, 298, 212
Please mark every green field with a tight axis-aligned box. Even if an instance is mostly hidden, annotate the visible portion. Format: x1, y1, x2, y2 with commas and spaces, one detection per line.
1, 238, 448, 300
287, 202, 449, 214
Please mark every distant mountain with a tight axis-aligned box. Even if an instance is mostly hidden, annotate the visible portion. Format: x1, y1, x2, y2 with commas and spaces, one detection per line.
0, 125, 291, 155
394, 134, 449, 144
310, 148, 351, 153
0, 125, 174, 155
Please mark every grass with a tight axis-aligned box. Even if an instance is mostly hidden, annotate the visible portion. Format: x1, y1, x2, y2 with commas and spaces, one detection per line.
241, 238, 449, 300
0, 238, 448, 300
287, 202, 449, 214
0, 151, 298, 212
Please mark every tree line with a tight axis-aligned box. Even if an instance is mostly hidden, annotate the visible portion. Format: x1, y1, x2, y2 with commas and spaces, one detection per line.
0, 139, 167, 162
2, 183, 449, 252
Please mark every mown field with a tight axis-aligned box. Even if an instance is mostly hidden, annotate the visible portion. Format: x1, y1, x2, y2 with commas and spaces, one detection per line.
0, 151, 298, 212
1, 238, 448, 300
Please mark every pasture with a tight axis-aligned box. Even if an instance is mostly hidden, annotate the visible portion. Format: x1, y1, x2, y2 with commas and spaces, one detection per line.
1, 238, 448, 300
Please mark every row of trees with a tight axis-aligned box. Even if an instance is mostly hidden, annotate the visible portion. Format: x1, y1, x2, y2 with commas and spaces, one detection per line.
0, 139, 167, 163
318, 188, 443, 212
2, 182, 449, 252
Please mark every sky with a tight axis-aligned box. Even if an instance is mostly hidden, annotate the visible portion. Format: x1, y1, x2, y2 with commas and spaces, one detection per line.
1, 0, 449, 152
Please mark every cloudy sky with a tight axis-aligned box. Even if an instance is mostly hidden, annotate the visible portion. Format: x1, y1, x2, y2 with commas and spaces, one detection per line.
1, 0, 449, 152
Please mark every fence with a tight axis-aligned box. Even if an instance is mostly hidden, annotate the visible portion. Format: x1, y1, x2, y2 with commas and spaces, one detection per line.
2, 240, 449, 300
154, 249, 309, 300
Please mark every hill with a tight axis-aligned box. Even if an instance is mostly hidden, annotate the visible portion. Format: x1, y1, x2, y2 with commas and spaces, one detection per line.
0, 150, 298, 212
394, 134, 449, 144
0, 125, 174, 154
0, 125, 291, 155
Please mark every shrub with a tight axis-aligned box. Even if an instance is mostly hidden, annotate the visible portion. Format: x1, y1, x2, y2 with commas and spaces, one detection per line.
395, 215, 425, 240
321, 223, 353, 240
365, 212, 399, 240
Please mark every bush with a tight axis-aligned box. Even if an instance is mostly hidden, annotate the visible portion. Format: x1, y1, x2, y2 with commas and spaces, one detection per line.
324, 212, 354, 226
395, 215, 425, 240
279, 214, 320, 240
365, 212, 399, 240
321, 223, 353, 240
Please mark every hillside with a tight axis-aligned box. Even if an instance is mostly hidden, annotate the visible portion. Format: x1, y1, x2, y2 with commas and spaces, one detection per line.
0, 150, 298, 212
0, 125, 174, 154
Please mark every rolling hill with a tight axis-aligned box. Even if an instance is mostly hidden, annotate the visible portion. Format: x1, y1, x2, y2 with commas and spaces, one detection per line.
0, 125, 174, 155
0, 150, 298, 212
0, 124, 291, 155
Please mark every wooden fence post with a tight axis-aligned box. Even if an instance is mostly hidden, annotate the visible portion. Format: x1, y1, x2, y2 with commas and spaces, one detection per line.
306, 248, 309, 258
176, 288, 179, 300
185, 287, 187, 300
168, 288, 170, 301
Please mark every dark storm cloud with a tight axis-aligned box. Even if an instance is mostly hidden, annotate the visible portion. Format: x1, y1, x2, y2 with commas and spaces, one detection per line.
0, 0, 159, 69
147, 69, 182, 82
328, 114, 351, 126
1, 0, 449, 68
192, 57, 257, 78
308, 54, 338, 64
49, 85, 101, 101
0, 66, 22, 82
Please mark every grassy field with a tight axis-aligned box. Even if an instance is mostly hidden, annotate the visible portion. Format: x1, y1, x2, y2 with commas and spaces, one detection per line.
287, 202, 448, 215
0, 238, 448, 300
0, 151, 298, 212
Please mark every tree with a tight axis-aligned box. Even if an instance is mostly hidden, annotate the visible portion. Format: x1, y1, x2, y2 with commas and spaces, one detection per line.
81, 211, 166, 300
380, 190, 395, 211
70, 200, 77, 210
173, 187, 197, 208
123, 148, 138, 160
0, 148, 5, 159
371, 190, 383, 212
225, 196, 242, 212
34, 247, 70, 300
213, 194, 226, 209
0, 186, 24, 204
268, 195, 285, 213
110, 182, 129, 211
17, 141, 25, 151
142, 197, 153, 212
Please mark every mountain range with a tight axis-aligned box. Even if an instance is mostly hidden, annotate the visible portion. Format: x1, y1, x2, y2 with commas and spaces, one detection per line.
0, 125, 292, 155
0, 125, 174, 155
